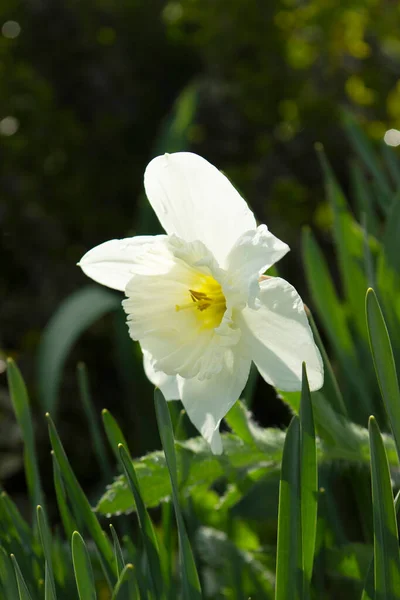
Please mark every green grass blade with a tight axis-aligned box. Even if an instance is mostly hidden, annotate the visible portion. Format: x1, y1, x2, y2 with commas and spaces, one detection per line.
46, 414, 116, 583
51, 452, 76, 541
225, 400, 257, 447
44, 562, 56, 600
382, 143, 400, 190
154, 389, 202, 600
317, 146, 370, 342
113, 563, 139, 600
111, 564, 139, 600
366, 288, 400, 460
362, 493, 400, 600
77, 363, 113, 481
0, 547, 18, 599
118, 443, 164, 599
6, 358, 44, 510
275, 416, 303, 600
302, 228, 355, 360
102, 409, 130, 464
109, 525, 125, 578
350, 160, 378, 236
306, 310, 348, 418
72, 531, 96, 600
299, 364, 317, 592
37, 506, 56, 599
11, 555, 33, 600
368, 416, 400, 599
37, 286, 120, 414
342, 110, 391, 200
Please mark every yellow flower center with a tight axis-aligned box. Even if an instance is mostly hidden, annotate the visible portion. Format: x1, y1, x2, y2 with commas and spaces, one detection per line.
175, 275, 226, 329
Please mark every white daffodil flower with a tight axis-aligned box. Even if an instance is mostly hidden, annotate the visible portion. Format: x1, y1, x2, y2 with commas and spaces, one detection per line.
79, 152, 323, 453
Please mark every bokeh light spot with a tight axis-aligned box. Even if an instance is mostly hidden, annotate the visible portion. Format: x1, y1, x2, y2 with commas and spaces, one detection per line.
0, 116, 19, 136
384, 128, 400, 147
2, 21, 21, 39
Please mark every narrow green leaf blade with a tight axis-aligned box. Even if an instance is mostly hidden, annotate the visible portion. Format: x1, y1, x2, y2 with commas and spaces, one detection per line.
299, 364, 317, 591
6, 358, 44, 509
318, 147, 370, 343
44, 562, 56, 600
225, 401, 257, 447
77, 363, 112, 481
275, 416, 303, 600
37, 506, 56, 599
0, 547, 18, 600
368, 416, 400, 598
109, 525, 125, 579
342, 110, 391, 200
72, 531, 96, 600
366, 288, 400, 460
111, 564, 139, 600
52, 452, 76, 541
118, 444, 163, 599
154, 389, 202, 599
11, 555, 33, 600
46, 414, 116, 582
37, 286, 120, 413
302, 228, 355, 360
102, 409, 130, 464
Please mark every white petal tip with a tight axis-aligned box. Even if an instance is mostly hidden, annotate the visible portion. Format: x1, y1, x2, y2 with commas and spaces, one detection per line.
210, 431, 223, 455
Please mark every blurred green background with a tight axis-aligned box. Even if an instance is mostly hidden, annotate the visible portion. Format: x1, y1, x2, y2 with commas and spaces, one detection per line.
1, 0, 400, 507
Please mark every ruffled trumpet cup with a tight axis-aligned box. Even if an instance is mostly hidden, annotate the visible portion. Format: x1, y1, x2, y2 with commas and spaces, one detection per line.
79, 152, 323, 453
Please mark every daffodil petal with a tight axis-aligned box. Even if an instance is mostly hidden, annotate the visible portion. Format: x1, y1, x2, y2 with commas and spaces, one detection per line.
142, 350, 180, 400
177, 347, 251, 454
144, 152, 256, 264
78, 236, 165, 291
239, 277, 323, 391
224, 224, 290, 306
226, 224, 289, 278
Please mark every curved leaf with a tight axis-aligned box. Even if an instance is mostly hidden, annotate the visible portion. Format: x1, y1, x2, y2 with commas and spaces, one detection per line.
37, 285, 120, 413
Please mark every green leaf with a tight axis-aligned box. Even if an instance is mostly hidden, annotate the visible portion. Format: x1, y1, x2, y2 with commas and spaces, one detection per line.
77, 363, 113, 481
44, 562, 57, 600
11, 555, 33, 600
72, 531, 96, 600
46, 413, 116, 583
0, 547, 19, 600
342, 111, 391, 201
96, 433, 282, 516
366, 288, 400, 460
111, 564, 139, 600
350, 160, 378, 236
302, 228, 355, 361
37, 506, 56, 599
368, 416, 400, 599
6, 358, 44, 510
317, 147, 369, 343
118, 444, 164, 599
376, 196, 400, 344
154, 389, 202, 599
109, 525, 125, 579
196, 526, 274, 598
225, 401, 257, 447
299, 364, 317, 592
306, 311, 348, 419
275, 416, 303, 600
37, 286, 120, 413
52, 452, 76, 542
97, 425, 400, 517
102, 409, 130, 465
382, 144, 400, 191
